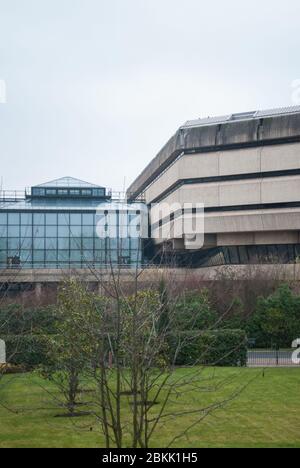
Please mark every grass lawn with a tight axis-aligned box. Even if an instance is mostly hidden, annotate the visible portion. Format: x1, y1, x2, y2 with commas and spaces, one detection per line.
0, 367, 299, 448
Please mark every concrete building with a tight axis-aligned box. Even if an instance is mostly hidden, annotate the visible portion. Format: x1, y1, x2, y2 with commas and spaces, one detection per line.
2, 105, 300, 295
127, 106, 300, 268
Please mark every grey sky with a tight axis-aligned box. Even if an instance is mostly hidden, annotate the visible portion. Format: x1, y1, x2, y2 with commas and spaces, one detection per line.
0, 0, 299, 191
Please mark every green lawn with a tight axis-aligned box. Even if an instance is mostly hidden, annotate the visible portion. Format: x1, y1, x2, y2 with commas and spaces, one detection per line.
0, 367, 299, 448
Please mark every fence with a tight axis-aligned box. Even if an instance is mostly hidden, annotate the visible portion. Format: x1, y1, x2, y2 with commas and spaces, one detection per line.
247, 349, 300, 367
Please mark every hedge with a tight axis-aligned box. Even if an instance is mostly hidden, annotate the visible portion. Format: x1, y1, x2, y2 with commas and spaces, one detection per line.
2, 329, 247, 369
169, 329, 247, 367
3, 335, 49, 368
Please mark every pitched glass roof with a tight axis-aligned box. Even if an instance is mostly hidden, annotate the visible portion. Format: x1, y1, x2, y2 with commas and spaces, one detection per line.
33, 177, 104, 189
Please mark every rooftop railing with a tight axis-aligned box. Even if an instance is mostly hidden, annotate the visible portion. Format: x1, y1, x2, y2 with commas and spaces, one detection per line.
0, 190, 26, 202
0, 189, 146, 203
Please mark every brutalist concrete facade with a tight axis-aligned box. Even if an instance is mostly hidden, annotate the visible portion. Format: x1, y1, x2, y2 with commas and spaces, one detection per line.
127, 107, 300, 267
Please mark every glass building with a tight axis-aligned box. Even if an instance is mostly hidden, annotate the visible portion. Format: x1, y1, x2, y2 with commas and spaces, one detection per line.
0, 177, 145, 269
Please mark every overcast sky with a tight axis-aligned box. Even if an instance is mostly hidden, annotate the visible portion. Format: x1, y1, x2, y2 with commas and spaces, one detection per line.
0, 0, 300, 191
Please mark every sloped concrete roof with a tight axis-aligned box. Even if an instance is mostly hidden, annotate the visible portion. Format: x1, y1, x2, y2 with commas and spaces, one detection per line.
127, 106, 300, 200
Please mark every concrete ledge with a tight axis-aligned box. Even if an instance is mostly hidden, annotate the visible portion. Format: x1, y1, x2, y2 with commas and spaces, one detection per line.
0, 264, 299, 284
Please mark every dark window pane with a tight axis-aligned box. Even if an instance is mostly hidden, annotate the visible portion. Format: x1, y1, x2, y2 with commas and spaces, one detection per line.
94, 238, 106, 249
0, 226, 7, 237
58, 213, 70, 225
46, 226, 57, 237
58, 238, 70, 249
33, 238, 45, 249
21, 238, 32, 249
32, 188, 45, 196
33, 225, 45, 237
82, 250, 94, 261
21, 213, 32, 225
58, 225, 70, 237
277, 245, 289, 263
46, 251, 57, 262
46, 189, 56, 196
82, 225, 94, 237
248, 246, 259, 264
119, 239, 130, 250
82, 214, 94, 225
20, 251, 32, 263
92, 189, 105, 197
58, 250, 69, 261
70, 251, 81, 262
82, 238, 93, 249
0, 213, 7, 225
95, 250, 105, 261
33, 213, 45, 225
108, 238, 118, 249
70, 238, 81, 249
81, 189, 92, 196
8, 226, 19, 237
267, 246, 279, 263
70, 225, 81, 236
45, 238, 57, 249
46, 214, 57, 225
8, 238, 20, 250
0, 250, 7, 262
70, 214, 81, 225
8, 213, 20, 225
130, 238, 140, 250
20, 225, 32, 237
33, 250, 45, 262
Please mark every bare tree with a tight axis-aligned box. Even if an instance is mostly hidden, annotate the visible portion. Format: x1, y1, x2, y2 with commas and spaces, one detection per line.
57, 265, 251, 448
39, 279, 101, 417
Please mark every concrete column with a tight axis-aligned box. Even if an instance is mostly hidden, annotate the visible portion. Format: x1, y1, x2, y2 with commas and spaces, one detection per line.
35, 282, 42, 299
98, 282, 104, 296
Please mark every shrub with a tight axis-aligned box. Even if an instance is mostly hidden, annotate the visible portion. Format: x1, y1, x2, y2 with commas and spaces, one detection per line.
172, 289, 218, 331
247, 284, 300, 348
0, 304, 58, 368
0, 304, 57, 335
4, 335, 49, 368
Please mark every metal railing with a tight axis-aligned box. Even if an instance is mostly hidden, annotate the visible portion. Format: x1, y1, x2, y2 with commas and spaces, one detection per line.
0, 190, 26, 202
109, 190, 146, 202
0, 189, 145, 203
247, 349, 299, 367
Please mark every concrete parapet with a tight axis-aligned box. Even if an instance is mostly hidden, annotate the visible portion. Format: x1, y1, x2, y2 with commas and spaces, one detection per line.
0, 265, 299, 287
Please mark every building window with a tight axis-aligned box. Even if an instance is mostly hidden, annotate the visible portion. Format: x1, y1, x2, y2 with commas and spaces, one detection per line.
70, 189, 80, 196
82, 214, 94, 225
46, 189, 57, 196
0, 204, 143, 270
8, 213, 20, 225
81, 189, 92, 196
58, 189, 69, 196
32, 188, 45, 196
92, 189, 105, 197
46, 214, 57, 225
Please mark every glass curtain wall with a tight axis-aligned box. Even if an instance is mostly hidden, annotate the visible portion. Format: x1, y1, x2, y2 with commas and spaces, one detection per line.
0, 210, 142, 269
